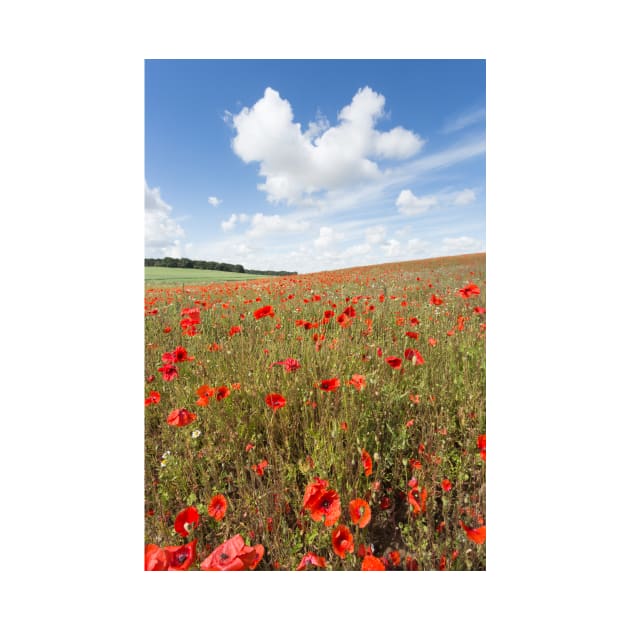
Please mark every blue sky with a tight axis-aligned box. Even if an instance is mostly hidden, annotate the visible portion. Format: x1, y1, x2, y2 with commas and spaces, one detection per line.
145, 59, 485, 273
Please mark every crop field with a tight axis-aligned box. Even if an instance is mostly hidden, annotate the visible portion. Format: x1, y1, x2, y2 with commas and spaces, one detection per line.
144, 253, 486, 570
145, 267, 272, 286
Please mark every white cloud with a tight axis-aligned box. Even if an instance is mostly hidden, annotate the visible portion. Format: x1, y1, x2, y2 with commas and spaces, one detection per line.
229, 86, 424, 204
396, 189, 438, 216
220, 213, 249, 232
442, 108, 485, 133
453, 188, 476, 205
208, 196, 222, 207
144, 181, 186, 257
314, 226, 344, 249
441, 236, 483, 254
246, 212, 310, 237
365, 225, 387, 244
381, 238, 402, 257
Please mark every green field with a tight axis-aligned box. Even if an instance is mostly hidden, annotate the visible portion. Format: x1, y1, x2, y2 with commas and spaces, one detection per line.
145, 267, 274, 286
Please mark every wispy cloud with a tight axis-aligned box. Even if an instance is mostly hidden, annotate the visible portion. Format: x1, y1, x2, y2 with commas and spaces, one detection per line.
442, 107, 485, 134
208, 196, 222, 207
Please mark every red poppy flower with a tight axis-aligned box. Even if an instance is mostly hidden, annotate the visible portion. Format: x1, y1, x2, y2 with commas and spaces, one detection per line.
166, 408, 197, 427
405, 331, 419, 340
265, 392, 286, 411
385, 356, 402, 370
228, 325, 242, 337
477, 434, 486, 461
270, 357, 301, 372
428, 337, 437, 347
252, 459, 268, 477
430, 294, 443, 306
145, 544, 170, 571
254, 305, 275, 319
387, 550, 401, 567
302, 478, 341, 527
404, 348, 425, 365
319, 378, 341, 392
144, 390, 161, 406
347, 374, 366, 391
441, 479, 453, 492
200, 535, 264, 571
460, 521, 486, 544
408, 486, 427, 514
296, 552, 327, 571
331, 525, 354, 559
361, 449, 373, 476
361, 555, 386, 571
195, 384, 215, 406
348, 498, 372, 528
458, 283, 481, 299
340, 421, 348, 431
215, 385, 230, 401
207, 494, 227, 521
158, 364, 178, 381
163, 539, 197, 571
473, 306, 486, 315
245, 442, 255, 452
174, 506, 199, 537
172, 346, 193, 362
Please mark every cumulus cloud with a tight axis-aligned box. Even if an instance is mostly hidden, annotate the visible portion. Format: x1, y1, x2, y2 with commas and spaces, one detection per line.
145, 181, 186, 257
246, 212, 310, 237
221, 213, 249, 232
229, 86, 424, 204
396, 189, 438, 216
381, 238, 402, 257
453, 188, 476, 205
208, 196, 222, 207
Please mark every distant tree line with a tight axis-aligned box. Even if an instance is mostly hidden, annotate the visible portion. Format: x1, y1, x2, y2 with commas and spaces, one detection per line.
144, 257, 297, 276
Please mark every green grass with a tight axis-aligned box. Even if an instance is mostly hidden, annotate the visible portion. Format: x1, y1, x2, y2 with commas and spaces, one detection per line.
145, 266, 274, 286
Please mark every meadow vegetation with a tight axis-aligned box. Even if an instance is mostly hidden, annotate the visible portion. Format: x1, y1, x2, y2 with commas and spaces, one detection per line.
145, 253, 485, 570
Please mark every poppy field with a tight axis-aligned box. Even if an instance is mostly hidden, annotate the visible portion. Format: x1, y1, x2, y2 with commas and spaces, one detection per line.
144, 252, 486, 570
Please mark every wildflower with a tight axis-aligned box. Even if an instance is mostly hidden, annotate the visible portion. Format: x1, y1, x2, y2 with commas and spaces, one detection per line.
348, 498, 371, 528
458, 283, 480, 299
200, 535, 264, 571
145, 544, 170, 571
228, 325, 242, 336
195, 384, 215, 406
215, 386, 230, 401
166, 408, 197, 427
331, 525, 354, 559
361, 555, 386, 571
405, 331, 419, 340
319, 378, 341, 392
430, 294, 443, 306
174, 506, 199, 537
340, 421, 348, 431
478, 434, 486, 461
428, 337, 437, 347
144, 390, 161, 406
254, 305, 275, 319
441, 479, 453, 492
302, 478, 341, 527
252, 459, 269, 477
404, 348, 424, 365
347, 374, 366, 391
361, 449, 373, 476
163, 539, 197, 571
296, 552, 327, 571
172, 346, 193, 362
387, 550, 401, 567
191, 429, 201, 439
270, 357, 301, 372
385, 356, 402, 370
460, 521, 486, 544
265, 392, 286, 411
207, 494, 227, 521
245, 442, 255, 452
158, 364, 178, 381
